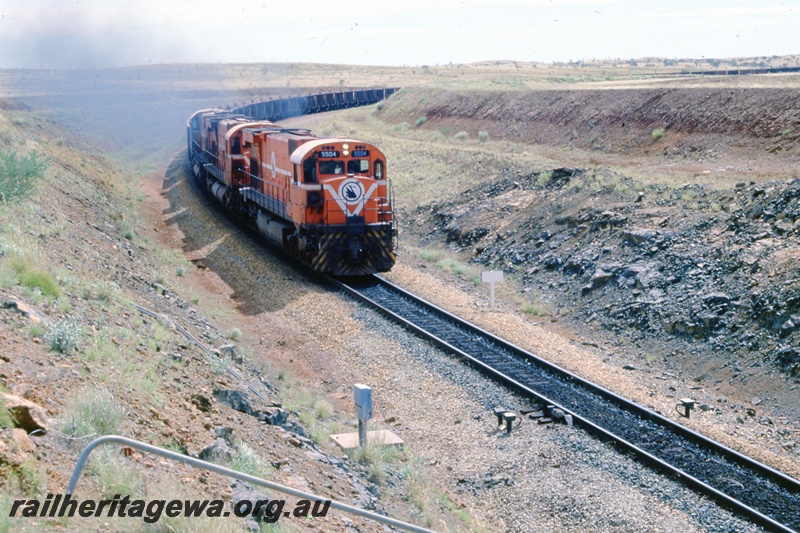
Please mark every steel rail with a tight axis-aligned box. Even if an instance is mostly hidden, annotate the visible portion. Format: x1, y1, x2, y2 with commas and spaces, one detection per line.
330, 275, 800, 533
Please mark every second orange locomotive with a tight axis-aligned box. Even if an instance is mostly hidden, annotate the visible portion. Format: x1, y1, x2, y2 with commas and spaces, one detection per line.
187, 110, 396, 275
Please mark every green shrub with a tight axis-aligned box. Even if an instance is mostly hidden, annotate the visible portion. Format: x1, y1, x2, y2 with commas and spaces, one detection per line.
478, 130, 489, 142
651, 128, 665, 140
535, 171, 553, 187
314, 399, 333, 420
17, 457, 47, 497
57, 388, 125, 440
83, 331, 121, 363
454, 131, 469, 141
89, 448, 143, 498
44, 318, 82, 353
415, 116, 428, 127
437, 258, 468, 276
419, 249, 444, 262
26, 323, 45, 339
0, 150, 47, 204
521, 297, 552, 317
0, 395, 13, 428
348, 440, 404, 485
228, 441, 271, 478
18, 269, 62, 298
88, 280, 119, 304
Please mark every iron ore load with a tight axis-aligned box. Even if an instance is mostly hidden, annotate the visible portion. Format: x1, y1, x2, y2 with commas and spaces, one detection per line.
187, 109, 396, 276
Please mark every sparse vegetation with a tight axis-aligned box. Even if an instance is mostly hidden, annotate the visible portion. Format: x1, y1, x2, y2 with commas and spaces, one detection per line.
88, 448, 144, 498
56, 388, 125, 441
348, 438, 404, 485
415, 116, 428, 127
0, 394, 13, 429
314, 399, 333, 420
16, 457, 48, 497
227, 327, 242, 341
82, 330, 122, 363
88, 279, 120, 304
651, 127, 665, 140
535, 170, 553, 187
5, 256, 63, 299
188, 289, 201, 305
478, 130, 489, 142
0, 150, 47, 204
44, 318, 82, 353
453, 130, 469, 141
419, 249, 445, 263
18, 268, 62, 298
436, 258, 469, 276
228, 441, 272, 478
26, 323, 45, 340
521, 300, 551, 317
417, 248, 479, 280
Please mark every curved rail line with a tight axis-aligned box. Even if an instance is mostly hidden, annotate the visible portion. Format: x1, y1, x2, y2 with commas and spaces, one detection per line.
331, 275, 800, 532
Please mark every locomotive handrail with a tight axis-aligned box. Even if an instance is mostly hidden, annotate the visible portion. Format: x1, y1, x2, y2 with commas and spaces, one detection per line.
202, 149, 222, 168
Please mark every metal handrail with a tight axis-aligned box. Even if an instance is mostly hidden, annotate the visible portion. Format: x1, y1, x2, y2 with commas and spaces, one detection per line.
236, 171, 394, 227
202, 149, 222, 168
67, 435, 434, 533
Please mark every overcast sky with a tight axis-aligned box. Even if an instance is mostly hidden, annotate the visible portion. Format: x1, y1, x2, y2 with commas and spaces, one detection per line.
1, 1, 798, 69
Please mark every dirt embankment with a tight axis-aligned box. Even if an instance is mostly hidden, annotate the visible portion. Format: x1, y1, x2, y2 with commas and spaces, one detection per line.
386, 87, 800, 433
0, 109, 413, 531
385, 87, 800, 167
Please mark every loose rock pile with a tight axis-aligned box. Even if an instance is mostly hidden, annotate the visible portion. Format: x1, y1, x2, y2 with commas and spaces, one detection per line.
410, 170, 800, 387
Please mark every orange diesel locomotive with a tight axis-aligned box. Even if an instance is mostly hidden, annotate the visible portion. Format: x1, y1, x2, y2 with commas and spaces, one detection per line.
187, 110, 396, 275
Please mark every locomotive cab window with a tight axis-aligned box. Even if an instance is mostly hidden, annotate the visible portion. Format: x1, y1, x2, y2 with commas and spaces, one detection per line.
303, 158, 317, 183
347, 159, 370, 175
319, 160, 345, 175
374, 159, 384, 180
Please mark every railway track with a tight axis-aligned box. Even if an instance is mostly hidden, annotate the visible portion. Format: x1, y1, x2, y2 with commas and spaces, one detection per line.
183, 88, 799, 529
332, 275, 800, 532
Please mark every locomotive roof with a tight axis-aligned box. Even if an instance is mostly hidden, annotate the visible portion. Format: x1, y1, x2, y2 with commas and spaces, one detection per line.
289, 138, 367, 164
243, 126, 312, 136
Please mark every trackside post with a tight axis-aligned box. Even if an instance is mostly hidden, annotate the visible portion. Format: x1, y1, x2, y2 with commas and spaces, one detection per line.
482, 270, 504, 310
354, 384, 373, 448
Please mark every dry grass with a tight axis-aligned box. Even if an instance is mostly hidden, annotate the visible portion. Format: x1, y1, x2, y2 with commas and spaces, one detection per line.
296, 106, 554, 207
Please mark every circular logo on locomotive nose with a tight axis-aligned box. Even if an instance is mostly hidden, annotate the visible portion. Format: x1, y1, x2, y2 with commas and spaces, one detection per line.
339, 178, 364, 205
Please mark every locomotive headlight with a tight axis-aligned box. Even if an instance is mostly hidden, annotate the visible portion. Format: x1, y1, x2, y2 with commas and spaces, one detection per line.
342, 143, 349, 156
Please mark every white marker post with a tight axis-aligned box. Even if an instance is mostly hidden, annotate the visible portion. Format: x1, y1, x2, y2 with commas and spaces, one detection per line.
482, 270, 504, 310
354, 384, 373, 449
